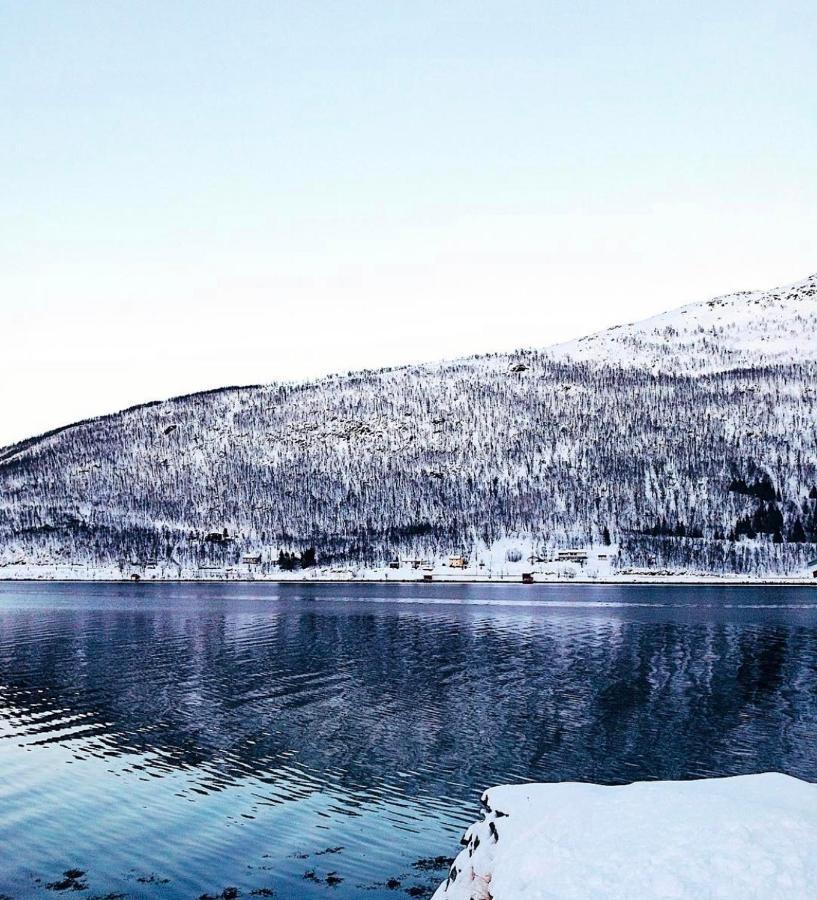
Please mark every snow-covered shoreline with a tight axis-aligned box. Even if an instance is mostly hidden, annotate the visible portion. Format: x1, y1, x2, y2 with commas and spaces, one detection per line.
433, 774, 817, 899
0, 573, 817, 588
4, 538, 816, 586
1, 566, 816, 586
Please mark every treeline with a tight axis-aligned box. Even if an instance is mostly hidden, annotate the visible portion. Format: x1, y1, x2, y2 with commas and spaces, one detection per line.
277, 548, 316, 570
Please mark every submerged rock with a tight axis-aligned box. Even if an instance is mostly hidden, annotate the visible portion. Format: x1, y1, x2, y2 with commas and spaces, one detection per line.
136, 874, 170, 885
46, 869, 88, 892
411, 857, 453, 872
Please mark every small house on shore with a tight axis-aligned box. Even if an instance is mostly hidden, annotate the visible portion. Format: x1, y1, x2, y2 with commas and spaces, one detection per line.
554, 549, 589, 564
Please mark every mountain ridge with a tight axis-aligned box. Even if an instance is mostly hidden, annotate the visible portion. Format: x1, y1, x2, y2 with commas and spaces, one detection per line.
548, 272, 817, 373
4, 271, 815, 461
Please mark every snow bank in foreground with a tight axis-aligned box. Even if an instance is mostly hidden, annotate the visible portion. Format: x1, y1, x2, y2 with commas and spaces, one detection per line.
433, 774, 817, 899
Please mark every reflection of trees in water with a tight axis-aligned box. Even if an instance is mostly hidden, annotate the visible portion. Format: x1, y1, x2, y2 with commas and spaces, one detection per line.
1, 607, 817, 803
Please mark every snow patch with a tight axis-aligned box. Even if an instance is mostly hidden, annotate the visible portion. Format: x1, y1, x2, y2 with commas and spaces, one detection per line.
434, 774, 817, 899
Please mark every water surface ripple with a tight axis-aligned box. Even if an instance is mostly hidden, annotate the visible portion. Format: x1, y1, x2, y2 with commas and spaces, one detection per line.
1, 582, 817, 897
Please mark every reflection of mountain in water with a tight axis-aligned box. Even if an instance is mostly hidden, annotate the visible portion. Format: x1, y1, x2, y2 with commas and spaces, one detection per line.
1, 587, 817, 809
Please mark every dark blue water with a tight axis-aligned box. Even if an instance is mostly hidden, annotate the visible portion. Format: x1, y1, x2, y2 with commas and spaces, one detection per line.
1, 582, 817, 898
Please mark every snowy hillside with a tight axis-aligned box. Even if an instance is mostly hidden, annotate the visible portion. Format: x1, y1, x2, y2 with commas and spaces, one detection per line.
550, 273, 817, 373
1, 273, 817, 578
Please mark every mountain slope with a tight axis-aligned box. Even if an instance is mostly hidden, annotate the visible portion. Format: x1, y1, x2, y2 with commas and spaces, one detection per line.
549, 273, 817, 373
2, 274, 817, 578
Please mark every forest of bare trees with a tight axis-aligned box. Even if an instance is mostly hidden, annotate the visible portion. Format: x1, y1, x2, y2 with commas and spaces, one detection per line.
1, 344, 816, 576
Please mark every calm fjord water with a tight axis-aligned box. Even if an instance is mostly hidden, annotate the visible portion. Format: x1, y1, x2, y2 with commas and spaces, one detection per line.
1, 583, 817, 898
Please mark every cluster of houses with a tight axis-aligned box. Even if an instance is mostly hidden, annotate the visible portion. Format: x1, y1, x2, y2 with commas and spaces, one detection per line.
381, 548, 607, 584
388, 555, 470, 570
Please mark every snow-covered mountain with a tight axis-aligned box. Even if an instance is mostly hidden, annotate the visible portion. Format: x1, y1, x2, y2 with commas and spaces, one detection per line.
550, 273, 817, 373
2, 273, 817, 578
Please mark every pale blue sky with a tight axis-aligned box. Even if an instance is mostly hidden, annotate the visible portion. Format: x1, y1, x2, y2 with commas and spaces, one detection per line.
2, 1, 817, 444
